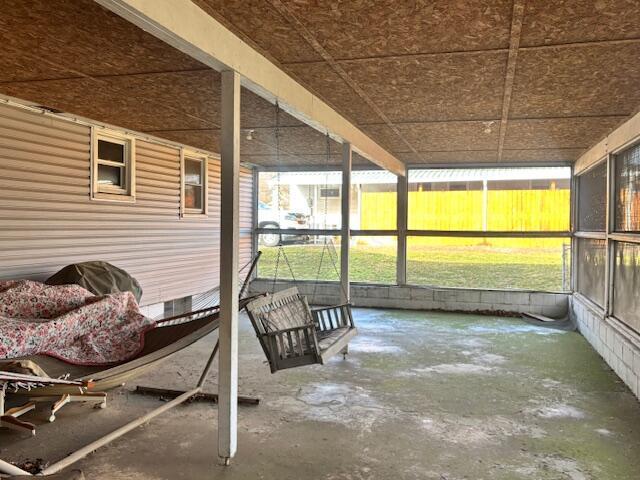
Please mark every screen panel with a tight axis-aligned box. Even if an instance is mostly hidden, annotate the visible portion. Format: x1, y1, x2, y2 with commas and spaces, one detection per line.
258, 171, 342, 230
257, 234, 341, 281
613, 241, 640, 333
408, 167, 570, 232
350, 236, 397, 284
351, 171, 397, 230
406, 236, 571, 291
615, 143, 640, 233
576, 238, 606, 307
577, 162, 607, 232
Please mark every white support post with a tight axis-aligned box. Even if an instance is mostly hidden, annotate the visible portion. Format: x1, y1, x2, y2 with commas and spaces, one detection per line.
397, 173, 408, 285
218, 69, 240, 464
341, 143, 352, 303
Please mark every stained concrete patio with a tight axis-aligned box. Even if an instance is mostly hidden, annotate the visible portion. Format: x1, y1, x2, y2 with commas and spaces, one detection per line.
2, 309, 639, 479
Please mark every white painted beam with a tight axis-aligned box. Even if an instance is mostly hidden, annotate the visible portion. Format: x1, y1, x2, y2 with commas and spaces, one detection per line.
218, 70, 240, 464
341, 143, 351, 303
94, 0, 405, 176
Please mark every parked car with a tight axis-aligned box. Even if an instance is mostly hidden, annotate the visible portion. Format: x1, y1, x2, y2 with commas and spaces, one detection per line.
258, 202, 310, 247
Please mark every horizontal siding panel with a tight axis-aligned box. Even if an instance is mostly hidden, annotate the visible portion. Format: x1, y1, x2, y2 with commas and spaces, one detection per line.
0, 102, 254, 306
0, 177, 89, 193
0, 105, 88, 135
0, 147, 89, 169
0, 158, 88, 178
0, 126, 88, 152
0, 135, 89, 160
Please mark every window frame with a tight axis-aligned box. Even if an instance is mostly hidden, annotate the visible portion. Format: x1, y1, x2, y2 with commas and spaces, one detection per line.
180, 149, 208, 217
254, 164, 572, 292
91, 128, 136, 202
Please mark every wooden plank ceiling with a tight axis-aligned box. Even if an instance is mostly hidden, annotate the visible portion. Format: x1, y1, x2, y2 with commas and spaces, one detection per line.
1, 0, 639, 168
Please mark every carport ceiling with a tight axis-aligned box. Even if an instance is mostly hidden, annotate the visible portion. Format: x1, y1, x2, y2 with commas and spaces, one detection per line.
1, 0, 639, 168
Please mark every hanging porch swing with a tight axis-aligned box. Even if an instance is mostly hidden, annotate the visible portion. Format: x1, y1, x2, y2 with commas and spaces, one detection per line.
245, 103, 357, 373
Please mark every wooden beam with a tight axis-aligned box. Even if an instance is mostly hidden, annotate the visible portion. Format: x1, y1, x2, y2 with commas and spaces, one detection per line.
341, 142, 351, 303
93, 0, 405, 176
497, 0, 526, 162
218, 69, 240, 465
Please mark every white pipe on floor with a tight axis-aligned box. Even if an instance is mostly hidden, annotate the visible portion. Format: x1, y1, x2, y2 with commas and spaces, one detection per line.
0, 458, 32, 476
40, 387, 202, 476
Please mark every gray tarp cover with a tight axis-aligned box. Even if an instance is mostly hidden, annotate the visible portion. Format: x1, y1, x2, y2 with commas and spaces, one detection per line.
45, 261, 143, 303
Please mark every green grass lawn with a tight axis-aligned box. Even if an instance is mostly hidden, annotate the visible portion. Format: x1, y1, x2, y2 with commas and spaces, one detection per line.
258, 243, 570, 292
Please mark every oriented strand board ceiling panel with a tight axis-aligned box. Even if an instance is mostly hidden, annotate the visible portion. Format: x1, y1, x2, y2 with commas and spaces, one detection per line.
511, 44, 640, 118
359, 125, 413, 153
504, 117, 627, 150
502, 149, 586, 163
521, 0, 640, 46
281, 0, 513, 60
338, 52, 508, 123
0, 72, 219, 132
242, 152, 371, 167
241, 90, 303, 128
0, 44, 72, 83
390, 121, 499, 152
361, 121, 500, 155
401, 151, 499, 164
192, 0, 321, 63
151, 129, 220, 153
0, 0, 205, 78
284, 62, 383, 124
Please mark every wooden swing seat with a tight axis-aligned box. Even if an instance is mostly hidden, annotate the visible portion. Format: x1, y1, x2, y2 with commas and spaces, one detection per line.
246, 287, 357, 373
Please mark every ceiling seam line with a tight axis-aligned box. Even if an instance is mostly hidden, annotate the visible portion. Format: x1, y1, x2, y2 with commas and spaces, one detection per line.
280, 37, 640, 66
497, 0, 527, 162
266, 0, 423, 163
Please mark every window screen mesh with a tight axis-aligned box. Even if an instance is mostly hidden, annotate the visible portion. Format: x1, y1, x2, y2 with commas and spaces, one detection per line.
613, 241, 640, 333
576, 238, 606, 307
615, 143, 640, 232
577, 163, 607, 231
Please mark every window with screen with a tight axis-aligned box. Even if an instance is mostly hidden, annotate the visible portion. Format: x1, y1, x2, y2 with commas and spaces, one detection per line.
577, 162, 607, 232
257, 171, 341, 230
408, 167, 570, 232
182, 154, 207, 214
615, 142, 640, 232
350, 170, 397, 230
92, 130, 134, 200
576, 238, 606, 306
613, 241, 640, 333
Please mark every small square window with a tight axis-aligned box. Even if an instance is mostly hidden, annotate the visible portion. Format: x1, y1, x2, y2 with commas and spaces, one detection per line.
92, 130, 135, 201
181, 152, 207, 215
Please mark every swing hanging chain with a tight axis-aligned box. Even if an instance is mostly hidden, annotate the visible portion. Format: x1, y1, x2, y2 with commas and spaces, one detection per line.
275, 101, 282, 233
266, 108, 348, 306
268, 101, 297, 300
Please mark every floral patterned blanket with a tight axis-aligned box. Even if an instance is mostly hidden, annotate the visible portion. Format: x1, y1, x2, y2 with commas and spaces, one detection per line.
0, 280, 156, 365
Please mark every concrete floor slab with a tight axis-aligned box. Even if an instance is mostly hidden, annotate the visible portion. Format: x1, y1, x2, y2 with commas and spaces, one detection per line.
1, 309, 639, 479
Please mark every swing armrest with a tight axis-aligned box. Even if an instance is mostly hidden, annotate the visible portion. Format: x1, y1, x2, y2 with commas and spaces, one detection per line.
312, 303, 354, 330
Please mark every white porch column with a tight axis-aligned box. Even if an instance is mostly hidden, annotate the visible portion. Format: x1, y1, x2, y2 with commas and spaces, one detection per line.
341, 142, 352, 303
219, 69, 240, 464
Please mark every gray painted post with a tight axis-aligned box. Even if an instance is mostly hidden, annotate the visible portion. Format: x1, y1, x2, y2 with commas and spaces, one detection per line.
219, 70, 240, 464
341, 143, 352, 303
396, 173, 408, 285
